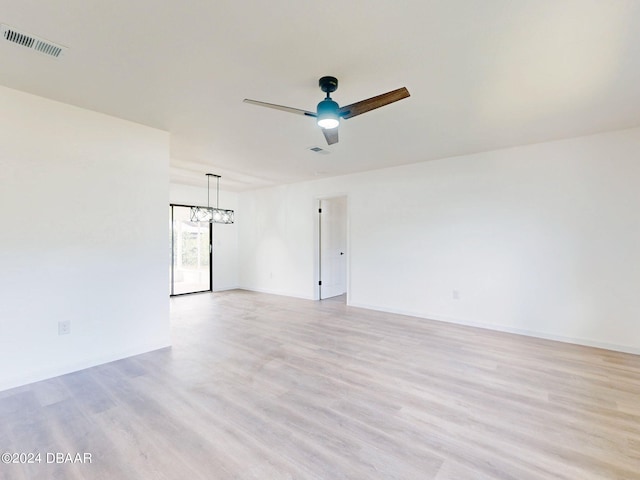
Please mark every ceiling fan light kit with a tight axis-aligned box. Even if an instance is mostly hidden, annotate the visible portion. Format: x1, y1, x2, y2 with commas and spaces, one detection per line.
243, 76, 410, 145
190, 174, 234, 224
316, 99, 340, 129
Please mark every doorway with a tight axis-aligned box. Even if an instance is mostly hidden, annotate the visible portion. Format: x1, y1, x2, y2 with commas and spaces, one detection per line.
169, 204, 212, 296
318, 196, 347, 300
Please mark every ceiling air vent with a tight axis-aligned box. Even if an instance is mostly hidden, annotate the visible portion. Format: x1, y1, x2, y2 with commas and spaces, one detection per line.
309, 146, 330, 155
1, 24, 67, 58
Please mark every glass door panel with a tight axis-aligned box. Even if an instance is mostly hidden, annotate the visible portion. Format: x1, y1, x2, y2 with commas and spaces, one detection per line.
170, 205, 211, 295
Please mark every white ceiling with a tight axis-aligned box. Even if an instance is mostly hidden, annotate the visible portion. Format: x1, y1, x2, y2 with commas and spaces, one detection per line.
2, 0, 640, 191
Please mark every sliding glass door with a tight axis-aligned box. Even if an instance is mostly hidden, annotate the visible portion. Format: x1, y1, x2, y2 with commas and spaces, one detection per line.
170, 204, 212, 295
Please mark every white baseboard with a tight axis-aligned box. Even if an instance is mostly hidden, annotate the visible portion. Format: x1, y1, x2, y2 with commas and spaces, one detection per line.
347, 301, 640, 356
212, 285, 241, 292
239, 286, 315, 301
0, 341, 171, 393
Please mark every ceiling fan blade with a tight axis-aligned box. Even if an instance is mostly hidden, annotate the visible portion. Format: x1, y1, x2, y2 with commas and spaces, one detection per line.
243, 99, 316, 117
322, 127, 339, 145
338, 87, 410, 120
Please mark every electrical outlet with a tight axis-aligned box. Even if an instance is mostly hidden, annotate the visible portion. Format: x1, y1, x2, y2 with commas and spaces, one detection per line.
452, 290, 460, 300
58, 320, 71, 335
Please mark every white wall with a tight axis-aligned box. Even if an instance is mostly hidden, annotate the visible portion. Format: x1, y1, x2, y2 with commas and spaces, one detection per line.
170, 183, 239, 291
0, 86, 171, 391
239, 182, 320, 299
238, 127, 640, 354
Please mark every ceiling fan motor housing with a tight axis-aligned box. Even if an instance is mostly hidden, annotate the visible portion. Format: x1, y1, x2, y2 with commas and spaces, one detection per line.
317, 98, 339, 115
317, 76, 340, 128
316, 98, 340, 129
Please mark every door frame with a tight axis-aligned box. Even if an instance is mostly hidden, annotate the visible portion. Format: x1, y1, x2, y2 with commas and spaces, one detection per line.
169, 203, 213, 296
314, 194, 349, 301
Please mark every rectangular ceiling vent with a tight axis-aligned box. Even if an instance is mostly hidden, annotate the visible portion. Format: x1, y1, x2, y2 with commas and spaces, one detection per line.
1, 24, 67, 58
309, 146, 331, 155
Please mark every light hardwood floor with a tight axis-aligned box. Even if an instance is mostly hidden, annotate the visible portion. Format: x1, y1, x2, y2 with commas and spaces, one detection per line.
1, 290, 639, 479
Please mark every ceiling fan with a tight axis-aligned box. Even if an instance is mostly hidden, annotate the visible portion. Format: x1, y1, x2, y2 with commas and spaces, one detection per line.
243, 76, 410, 145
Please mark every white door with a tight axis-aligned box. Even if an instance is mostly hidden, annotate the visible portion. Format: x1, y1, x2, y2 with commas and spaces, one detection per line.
319, 196, 347, 299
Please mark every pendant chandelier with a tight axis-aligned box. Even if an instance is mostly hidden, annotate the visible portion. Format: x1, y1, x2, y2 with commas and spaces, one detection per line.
190, 173, 234, 224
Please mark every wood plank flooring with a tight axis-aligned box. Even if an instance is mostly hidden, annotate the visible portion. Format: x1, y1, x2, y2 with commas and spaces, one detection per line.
1, 290, 639, 479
